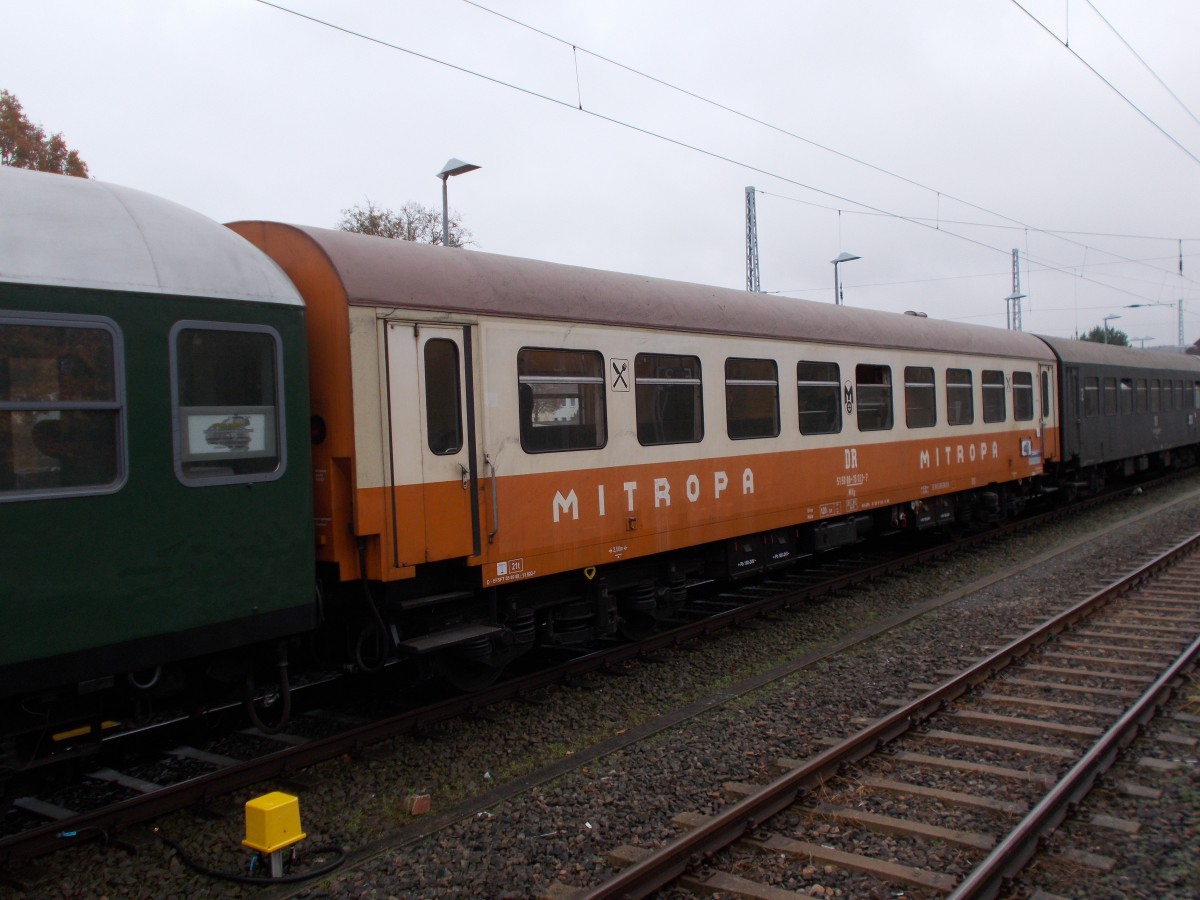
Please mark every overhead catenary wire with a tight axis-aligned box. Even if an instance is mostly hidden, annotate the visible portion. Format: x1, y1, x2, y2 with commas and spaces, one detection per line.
247, 0, 1020, 260
462, 0, 1197, 279
754, 188, 1200, 292
1009, 0, 1200, 169
1083, 0, 1200, 132
250, 0, 1194, 313
458, 0, 1198, 308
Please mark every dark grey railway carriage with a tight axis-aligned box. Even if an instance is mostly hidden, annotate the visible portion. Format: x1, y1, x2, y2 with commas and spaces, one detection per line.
1038, 334, 1200, 482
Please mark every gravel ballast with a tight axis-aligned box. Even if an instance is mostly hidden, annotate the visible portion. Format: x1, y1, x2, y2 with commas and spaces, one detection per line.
7, 478, 1200, 899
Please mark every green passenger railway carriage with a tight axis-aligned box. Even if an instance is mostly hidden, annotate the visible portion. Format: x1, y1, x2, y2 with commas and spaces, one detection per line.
0, 167, 314, 735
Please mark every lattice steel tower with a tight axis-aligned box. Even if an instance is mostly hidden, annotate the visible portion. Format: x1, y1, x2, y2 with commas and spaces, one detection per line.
1006, 248, 1025, 331
745, 186, 760, 292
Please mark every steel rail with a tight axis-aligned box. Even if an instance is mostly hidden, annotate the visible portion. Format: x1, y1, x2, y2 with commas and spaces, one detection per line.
0, 538, 942, 864
0, 483, 1181, 866
950, 630, 1200, 899
579, 531, 1200, 899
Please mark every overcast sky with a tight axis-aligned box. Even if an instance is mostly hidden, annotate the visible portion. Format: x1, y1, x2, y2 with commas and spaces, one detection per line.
7, 0, 1200, 346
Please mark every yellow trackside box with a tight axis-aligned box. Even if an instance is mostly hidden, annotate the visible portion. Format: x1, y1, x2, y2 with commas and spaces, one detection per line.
242, 791, 307, 854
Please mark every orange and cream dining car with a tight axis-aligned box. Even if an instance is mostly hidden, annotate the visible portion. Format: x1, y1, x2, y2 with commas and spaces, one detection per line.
229, 221, 1058, 673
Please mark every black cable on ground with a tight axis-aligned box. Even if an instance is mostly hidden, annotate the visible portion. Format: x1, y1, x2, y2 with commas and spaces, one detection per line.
153, 828, 346, 885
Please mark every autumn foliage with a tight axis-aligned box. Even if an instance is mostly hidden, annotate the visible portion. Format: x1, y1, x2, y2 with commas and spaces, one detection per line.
1, 90, 89, 177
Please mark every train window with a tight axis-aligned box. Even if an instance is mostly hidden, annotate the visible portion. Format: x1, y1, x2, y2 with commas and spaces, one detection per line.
855, 364, 893, 432
517, 349, 606, 453
1084, 377, 1100, 417
725, 358, 779, 440
171, 323, 283, 485
1103, 378, 1117, 415
797, 361, 842, 435
946, 368, 973, 425
1193, 381, 1200, 409
1042, 371, 1052, 418
1012, 371, 1034, 421
1119, 378, 1133, 415
1150, 380, 1161, 413
635, 353, 702, 445
425, 339, 462, 455
1177, 380, 1185, 409
0, 314, 125, 501
1135, 379, 1148, 413
903, 366, 936, 428
982, 370, 1006, 423
1163, 380, 1172, 410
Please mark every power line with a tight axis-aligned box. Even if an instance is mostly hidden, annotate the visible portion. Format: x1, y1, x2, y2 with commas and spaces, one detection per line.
1084, 0, 1200, 131
251, 0, 1191, 309
463, 0, 1195, 262
754, 189, 1200, 292
756, 189, 1200, 243
247, 0, 1011, 259
462, 0, 1199, 296
1009, 0, 1200, 168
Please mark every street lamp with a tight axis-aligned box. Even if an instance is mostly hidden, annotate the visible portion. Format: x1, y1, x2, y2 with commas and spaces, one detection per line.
1102, 313, 1121, 344
436, 157, 480, 248
831, 252, 860, 306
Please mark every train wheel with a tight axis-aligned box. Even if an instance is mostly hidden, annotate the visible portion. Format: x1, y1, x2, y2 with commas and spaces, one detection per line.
242, 665, 292, 734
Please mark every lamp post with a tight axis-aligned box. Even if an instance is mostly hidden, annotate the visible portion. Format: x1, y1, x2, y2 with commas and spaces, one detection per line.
1102, 313, 1121, 344
1125, 300, 1183, 347
436, 158, 480, 248
831, 252, 860, 306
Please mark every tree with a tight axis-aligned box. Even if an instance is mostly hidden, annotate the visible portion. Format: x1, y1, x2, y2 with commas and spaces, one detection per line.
0, 90, 89, 177
338, 199, 472, 247
1080, 324, 1129, 346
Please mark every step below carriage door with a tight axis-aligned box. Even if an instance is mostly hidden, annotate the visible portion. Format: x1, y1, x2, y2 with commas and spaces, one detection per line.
387, 322, 481, 565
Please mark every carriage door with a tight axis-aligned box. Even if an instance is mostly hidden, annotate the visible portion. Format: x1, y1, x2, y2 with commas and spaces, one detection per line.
388, 323, 481, 564
1039, 363, 1056, 462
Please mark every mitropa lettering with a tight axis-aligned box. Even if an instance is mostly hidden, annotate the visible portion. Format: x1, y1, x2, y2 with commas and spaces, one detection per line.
918, 441, 1000, 470
552, 468, 755, 523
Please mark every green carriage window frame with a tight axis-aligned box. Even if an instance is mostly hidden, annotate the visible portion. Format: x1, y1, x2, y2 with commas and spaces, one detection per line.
725, 357, 779, 440
1150, 379, 1161, 413
517, 348, 607, 453
1012, 371, 1034, 421
982, 370, 1006, 423
636, 353, 703, 446
903, 366, 936, 429
797, 361, 842, 435
855, 363, 893, 432
170, 321, 286, 486
946, 368, 973, 425
0, 312, 126, 502
1163, 380, 1173, 410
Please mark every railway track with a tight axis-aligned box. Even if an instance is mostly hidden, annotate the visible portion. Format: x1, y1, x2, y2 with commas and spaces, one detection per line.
0, 480, 1188, 876
577, 531, 1200, 899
